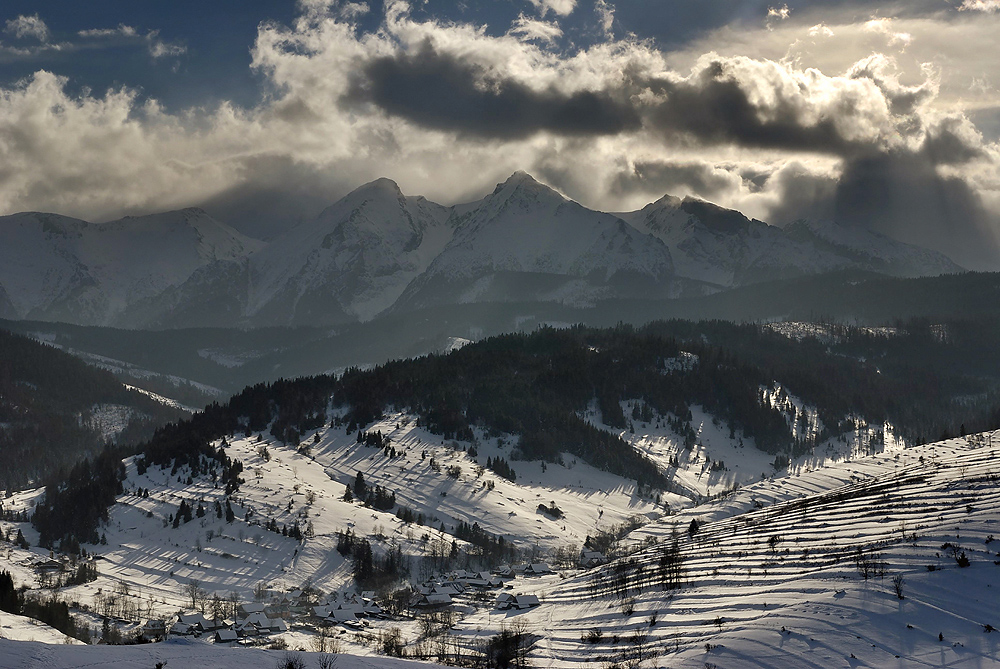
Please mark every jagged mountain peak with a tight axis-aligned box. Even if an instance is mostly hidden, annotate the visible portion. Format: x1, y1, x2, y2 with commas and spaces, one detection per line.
315, 177, 412, 227
0, 172, 970, 328
490, 171, 565, 202
345, 176, 404, 200
678, 197, 758, 235
247, 176, 453, 324
646, 193, 683, 210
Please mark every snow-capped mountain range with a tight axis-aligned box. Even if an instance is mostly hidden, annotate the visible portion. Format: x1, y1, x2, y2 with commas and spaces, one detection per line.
0, 172, 963, 327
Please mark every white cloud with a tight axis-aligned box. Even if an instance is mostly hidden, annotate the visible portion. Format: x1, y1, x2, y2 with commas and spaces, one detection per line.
863, 17, 913, 48
808, 23, 834, 38
595, 0, 615, 38
146, 32, 186, 59
0, 0, 994, 251
78, 25, 139, 39
527, 0, 576, 18
76, 24, 184, 60
297, 0, 370, 20
508, 14, 562, 46
767, 4, 791, 30
4, 14, 50, 43
959, 0, 1000, 12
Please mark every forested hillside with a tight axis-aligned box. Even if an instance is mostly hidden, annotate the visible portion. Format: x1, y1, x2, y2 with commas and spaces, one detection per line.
0, 329, 187, 491
29, 320, 1000, 548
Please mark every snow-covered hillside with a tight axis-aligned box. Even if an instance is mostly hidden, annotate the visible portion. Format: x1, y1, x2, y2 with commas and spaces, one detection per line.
451, 433, 1000, 668
0, 412, 662, 610
0, 636, 440, 669
2, 416, 997, 666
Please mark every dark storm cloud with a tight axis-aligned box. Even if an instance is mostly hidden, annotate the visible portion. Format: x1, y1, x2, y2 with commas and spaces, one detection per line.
348, 44, 880, 156
921, 119, 986, 165
196, 155, 353, 240
345, 40, 642, 139
834, 151, 998, 266
610, 160, 736, 199
765, 163, 839, 225
639, 66, 862, 154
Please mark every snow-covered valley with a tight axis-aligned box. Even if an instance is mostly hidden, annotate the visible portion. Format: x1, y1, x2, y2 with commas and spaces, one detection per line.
2, 396, 997, 667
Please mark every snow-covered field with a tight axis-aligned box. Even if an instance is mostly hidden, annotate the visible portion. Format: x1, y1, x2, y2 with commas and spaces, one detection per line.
0, 636, 440, 669
2, 406, 999, 667
454, 434, 1000, 667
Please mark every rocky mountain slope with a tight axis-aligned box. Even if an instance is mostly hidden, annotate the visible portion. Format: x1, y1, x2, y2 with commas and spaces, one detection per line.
0, 174, 964, 328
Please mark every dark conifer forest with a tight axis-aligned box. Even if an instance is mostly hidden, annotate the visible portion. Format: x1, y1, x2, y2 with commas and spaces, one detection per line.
0, 329, 187, 491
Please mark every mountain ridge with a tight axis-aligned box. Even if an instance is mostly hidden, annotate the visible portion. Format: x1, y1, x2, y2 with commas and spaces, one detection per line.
0, 172, 964, 328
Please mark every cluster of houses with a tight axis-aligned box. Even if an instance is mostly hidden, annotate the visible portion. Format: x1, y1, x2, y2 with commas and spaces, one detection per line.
144, 607, 291, 645
143, 592, 312, 644
494, 593, 540, 610
411, 569, 503, 609
310, 592, 383, 629
141, 589, 393, 644
408, 564, 555, 610
138, 560, 577, 645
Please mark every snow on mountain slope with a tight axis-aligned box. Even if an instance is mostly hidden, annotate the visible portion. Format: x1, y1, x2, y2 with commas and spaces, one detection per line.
248, 178, 453, 324
0, 213, 97, 322
451, 433, 1000, 668
618, 196, 963, 288
582, 388, 907, 507
0, 637, 439, 668
2, 406, 992, 666
0, 173, 967, 329
785, 218, 965, 277
0, 209, 262, 326
393, 172, 676, 310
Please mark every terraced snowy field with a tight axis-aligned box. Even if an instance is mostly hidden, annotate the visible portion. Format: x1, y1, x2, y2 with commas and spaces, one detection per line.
452, 434, 1000, 667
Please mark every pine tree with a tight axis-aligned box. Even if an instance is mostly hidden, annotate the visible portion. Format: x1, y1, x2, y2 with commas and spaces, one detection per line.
353, 471, 367, 499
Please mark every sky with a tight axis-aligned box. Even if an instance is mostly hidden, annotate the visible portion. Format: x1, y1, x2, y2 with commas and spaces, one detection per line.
1, 0, 999, 268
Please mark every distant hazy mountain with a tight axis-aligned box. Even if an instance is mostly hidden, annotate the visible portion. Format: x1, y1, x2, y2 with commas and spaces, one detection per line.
0, 173, 964, 328
0, 208, 262, 327
0, 328, 186, 491
617, 195, 963, 288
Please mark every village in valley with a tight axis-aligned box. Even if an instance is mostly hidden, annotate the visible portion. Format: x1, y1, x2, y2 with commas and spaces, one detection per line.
14, 542, 591, 656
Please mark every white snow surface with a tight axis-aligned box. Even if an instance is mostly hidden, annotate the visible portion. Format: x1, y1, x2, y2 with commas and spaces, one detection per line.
2, 412, 1000, 666
451, 433, 1000, 668
617, 197, 962, 288
422, 172, 673, 281
0, 636, 440, 669
0, 209, 261, 324
0, 611, 84, 646
248, 178, 453, 322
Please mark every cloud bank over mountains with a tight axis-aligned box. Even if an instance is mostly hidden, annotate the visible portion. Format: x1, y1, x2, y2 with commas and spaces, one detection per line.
0, 1, 998, 267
